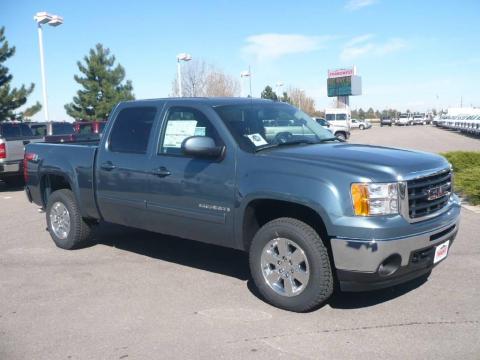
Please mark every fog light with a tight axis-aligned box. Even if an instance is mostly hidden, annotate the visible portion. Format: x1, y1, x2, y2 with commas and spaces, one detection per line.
378, 254, 401, 277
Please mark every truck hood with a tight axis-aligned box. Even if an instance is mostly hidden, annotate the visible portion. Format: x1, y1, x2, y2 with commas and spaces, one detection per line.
260, 143, 449, 182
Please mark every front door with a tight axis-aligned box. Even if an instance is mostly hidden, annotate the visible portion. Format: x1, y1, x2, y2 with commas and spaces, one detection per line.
145, 105, 235, 247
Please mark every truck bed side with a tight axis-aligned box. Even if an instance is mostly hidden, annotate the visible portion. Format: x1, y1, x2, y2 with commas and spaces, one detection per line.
25, 142, 101, 220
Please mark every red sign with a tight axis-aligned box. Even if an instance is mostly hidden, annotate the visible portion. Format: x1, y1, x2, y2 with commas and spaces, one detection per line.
328, 68, 355, 79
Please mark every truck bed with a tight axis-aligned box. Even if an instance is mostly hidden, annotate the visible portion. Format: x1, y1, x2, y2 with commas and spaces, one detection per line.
25, 142, 101, 220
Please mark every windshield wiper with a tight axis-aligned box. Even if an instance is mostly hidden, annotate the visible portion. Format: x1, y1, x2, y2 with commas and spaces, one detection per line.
255, 140, 318, 152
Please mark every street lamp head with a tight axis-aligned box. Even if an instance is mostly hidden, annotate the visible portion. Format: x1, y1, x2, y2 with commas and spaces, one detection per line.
276, 81, 284, 87
177, 53, 192, 62
240, 70, 251, 78
48, 15, 64, 26
34, 12, 52, 24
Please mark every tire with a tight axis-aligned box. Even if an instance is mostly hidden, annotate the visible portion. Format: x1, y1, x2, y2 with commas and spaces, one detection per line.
249, 218, 333, 312
359, 125, 365, 130
335, 132, 346, 141
46, 189, 92, 250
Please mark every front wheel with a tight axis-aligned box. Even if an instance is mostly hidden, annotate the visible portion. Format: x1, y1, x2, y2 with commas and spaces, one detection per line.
46, 189, 92, 250
335, 132, 346, 141
359, 125, 365, 130
249, 218, 333, 312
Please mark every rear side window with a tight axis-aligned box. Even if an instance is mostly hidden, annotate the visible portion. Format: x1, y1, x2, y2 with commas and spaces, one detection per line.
0, 123, 33, 139
109, 107, 157, 154
20, 124, 34, 137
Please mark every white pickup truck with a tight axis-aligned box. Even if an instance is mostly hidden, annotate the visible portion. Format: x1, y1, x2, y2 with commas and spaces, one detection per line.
313, 117, 350, 141
0, 122, 42, 185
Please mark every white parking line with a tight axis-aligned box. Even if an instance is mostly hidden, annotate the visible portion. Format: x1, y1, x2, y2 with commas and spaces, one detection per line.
3, 196, 12, 200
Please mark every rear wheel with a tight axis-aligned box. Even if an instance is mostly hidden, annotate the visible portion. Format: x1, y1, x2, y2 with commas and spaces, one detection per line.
249, 218, 333, 312
46, 189, 92, 249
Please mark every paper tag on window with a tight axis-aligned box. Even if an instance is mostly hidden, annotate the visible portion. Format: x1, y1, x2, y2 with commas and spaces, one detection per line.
246, 133, 268, 146
163, 120, 198, 148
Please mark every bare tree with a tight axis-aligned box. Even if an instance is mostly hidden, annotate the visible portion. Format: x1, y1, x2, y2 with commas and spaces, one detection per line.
205, 70, 240, 96
287, 87, 316, 115
170, 59, 240, 97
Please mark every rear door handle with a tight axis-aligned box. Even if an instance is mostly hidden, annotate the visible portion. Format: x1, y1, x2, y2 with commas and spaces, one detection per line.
151, 166, 171, 177
100, 161, 116, 171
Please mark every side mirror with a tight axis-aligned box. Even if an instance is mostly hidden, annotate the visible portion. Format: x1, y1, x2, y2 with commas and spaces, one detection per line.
181, 136, 224, 158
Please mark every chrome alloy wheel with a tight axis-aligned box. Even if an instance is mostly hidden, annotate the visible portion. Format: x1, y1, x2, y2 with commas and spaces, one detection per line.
261, 238, 310, 297
49, 202, 71, 240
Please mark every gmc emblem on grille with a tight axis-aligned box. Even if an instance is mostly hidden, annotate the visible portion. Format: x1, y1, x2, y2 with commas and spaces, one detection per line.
425, 184, 450, 201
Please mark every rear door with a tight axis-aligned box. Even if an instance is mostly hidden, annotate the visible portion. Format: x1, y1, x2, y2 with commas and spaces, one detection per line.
95, 104, 162, 229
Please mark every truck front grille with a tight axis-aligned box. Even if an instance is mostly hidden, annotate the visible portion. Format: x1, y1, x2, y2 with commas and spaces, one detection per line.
407, 169, 452, 220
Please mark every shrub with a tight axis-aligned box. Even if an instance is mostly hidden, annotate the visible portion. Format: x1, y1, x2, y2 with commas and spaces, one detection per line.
441, 151, 480, 205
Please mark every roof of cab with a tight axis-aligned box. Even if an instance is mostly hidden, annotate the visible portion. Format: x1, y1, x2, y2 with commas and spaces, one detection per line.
119, 97, 277, 107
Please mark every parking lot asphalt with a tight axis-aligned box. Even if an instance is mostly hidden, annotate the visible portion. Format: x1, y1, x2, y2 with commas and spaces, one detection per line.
1, 125, 479, 360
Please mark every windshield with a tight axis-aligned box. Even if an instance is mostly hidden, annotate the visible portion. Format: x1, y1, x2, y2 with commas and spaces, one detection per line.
214, 103, 337, 152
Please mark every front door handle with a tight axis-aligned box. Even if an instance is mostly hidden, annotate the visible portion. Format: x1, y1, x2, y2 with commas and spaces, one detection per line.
100, 161, 116, 171
151, 166, 171, 177
23, 140, 30, 146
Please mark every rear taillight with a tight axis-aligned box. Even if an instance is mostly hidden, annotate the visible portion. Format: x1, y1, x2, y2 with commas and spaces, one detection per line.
0, 143, 6, 159
23, 152, 37, 182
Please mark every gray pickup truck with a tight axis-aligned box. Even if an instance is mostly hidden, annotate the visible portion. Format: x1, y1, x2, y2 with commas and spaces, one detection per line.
24, 98, 461, 312
0, 122, 42, 185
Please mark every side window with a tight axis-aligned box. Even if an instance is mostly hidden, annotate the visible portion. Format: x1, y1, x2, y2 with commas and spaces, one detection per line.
159, 107, 222, 155
325, 114, 335, 121
109, 107, 157, 154
20, 124, 34, 137
0, 124, 21, 139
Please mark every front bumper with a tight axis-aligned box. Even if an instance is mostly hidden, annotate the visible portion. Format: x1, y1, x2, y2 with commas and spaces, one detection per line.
331, 204, 460, 292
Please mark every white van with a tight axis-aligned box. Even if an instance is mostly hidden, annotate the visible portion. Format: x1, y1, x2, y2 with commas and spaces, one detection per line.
325, 108, 351, 130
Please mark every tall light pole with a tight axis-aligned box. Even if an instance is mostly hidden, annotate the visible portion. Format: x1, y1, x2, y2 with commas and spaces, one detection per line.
34, 12, 63, 135
240, 67, 252, 97
176, 53, 192, 97
276, 81, 284, 101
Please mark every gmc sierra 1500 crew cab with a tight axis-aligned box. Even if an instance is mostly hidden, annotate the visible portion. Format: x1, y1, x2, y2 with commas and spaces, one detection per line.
24, 98, 461, 312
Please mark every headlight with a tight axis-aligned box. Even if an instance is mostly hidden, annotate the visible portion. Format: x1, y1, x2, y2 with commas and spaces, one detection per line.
351, 183, 399, 216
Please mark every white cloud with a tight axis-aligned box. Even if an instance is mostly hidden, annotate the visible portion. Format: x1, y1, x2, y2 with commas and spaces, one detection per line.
344, 0, 377, 11
340, 34, 407, 61
242, 33, 332, 62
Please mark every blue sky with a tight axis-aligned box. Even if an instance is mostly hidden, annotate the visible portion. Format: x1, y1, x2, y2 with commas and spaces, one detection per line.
2, 0, 480, 121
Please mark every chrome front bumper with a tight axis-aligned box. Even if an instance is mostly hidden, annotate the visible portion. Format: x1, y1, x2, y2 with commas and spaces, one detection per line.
330, 205, 460, 273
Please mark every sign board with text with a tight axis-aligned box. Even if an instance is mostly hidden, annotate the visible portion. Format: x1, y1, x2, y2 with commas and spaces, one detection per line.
327, 75, 362, 97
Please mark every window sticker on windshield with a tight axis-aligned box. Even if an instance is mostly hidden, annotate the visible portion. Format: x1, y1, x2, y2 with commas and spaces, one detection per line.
246, 133, 268, 146
163, 120, 198, 148
194, 127, 206, 136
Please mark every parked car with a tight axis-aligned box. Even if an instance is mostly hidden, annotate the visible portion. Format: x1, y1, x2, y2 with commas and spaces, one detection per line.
396, 113, 412, 126
412, 114, 427, 125
324, 109, 351, 130
73, 120, 107, 135
313, 117, 350, 140
24, 98, 460, 312
380, 117, 393, 127
0, 122, 42, 185
350, 118, 371, 130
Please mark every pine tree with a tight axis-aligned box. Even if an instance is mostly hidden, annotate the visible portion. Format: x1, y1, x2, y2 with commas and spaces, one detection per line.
65, 44, 134, 120
260, 85, 278, 101
0, 27, 41, 121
